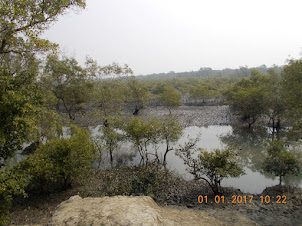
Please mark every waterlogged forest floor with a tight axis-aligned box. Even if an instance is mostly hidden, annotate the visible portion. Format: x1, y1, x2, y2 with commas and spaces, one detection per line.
76, 104, 241, 128
9, 104, 302, 225
138, 105, 302, 225
140, 105, 236, 127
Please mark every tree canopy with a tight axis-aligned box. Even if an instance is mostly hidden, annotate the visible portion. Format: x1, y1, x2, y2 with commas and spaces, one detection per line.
0, 0, 87, 166
0, 0, 85, 55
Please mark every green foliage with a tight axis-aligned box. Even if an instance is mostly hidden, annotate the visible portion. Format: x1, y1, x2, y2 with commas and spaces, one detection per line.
124, 117, 161, 164
0, 0, 88, 223
227, 62, 302, 130
177, 146, 244, 195
97, 116, 125, 166
0, 65, 42, 165
282, 59, 302, 111
262, 141, 301, 186
42, 54, 94, 121
32, 109, 63, 142
0, 168, 28, 225
0, 0, 87, 166
17, 126, 97, 192
263, 72, 286, 131
282, 59, 302, 134
0, 0, 85, 55
88, 164, 180, 203
126, 76, 150, 114
159, 86, 182, 113
93, 79, 126, 117
188, 82, 211, 104
227, 70, 270, 127
160, 116, 182, 166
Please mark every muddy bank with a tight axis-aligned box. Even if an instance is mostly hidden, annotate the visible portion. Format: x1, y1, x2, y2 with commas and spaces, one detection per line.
10, 179, 302, 226
166, 181, 302, 226
154, 174, 302, 226
140, 105, 239, 127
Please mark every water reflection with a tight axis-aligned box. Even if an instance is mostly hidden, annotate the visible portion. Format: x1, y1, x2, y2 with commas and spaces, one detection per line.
221, 126, 273, 173
220, 126, 302, 192
93, 125, 302, 194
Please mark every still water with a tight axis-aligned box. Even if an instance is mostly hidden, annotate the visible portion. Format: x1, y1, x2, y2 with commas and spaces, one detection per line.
8, 124, 301, 194
96, 125, 302, 194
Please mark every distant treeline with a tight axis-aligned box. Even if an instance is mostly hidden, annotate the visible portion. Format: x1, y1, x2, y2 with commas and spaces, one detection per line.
137, 64, 282, 80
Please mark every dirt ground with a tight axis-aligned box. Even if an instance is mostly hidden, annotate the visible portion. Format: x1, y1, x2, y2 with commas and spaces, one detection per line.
167, 182, 302, 226
140, 105, 236, 127
9, 180, 302, 226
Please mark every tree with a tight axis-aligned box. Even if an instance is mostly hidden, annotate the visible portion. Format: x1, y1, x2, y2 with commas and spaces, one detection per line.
124, 117, 161, 165
227, 70, 268, 127
42, 54, 94, 121
0, 0, 86, 166
0, 65, 42, 165
282, 59, 302, 120
159, 86, 182, 114
263, 70, 286, 133
262, 141, 301, 186
126, 76, 150, 115
93, 79, 126, 124
96, 116, 125, 167
160, 116, 182, 167
0, 0, 88, 222
177, 146, 244, 195
188, 82, 210, 104
279, 59, 302, 141
0, 0, 85, 55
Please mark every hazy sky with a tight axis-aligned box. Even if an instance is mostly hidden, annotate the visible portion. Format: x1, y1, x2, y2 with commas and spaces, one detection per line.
43, 0, 302, 75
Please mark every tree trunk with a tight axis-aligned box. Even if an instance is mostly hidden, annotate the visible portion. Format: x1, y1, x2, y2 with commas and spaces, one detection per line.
144, 142, 149, 167
276, 119, 281, 131
163, 146, 169, 169
272, 118, 275, 133
248, 116, 257, 128
62, 101, 74, 121
110, 147, 113, 167
104, 119, 109, 128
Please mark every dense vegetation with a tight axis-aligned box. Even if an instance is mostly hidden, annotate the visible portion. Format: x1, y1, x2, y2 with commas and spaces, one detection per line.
1, 0, 302, 224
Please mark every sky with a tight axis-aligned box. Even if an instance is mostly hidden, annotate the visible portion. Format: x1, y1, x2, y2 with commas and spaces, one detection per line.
42, 0, 302, 75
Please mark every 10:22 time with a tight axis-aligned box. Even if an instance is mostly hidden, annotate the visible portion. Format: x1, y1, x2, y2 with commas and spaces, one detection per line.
198, 195, 287, 204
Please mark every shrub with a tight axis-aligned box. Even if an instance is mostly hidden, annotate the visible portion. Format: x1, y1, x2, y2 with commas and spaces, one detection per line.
82, 164, 181, 203
18, 126, 97, 193
0, 169, 28, 225
177, 145, 244, 195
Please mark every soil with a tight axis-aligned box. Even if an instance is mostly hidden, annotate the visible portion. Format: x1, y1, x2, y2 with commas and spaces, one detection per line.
9, 177, 302, 226
50, 195, 228, 226
140, 105, 237, 127
166, 181, 302, 226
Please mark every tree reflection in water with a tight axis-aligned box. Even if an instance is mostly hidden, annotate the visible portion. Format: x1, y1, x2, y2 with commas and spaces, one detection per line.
221, 126, 302, 185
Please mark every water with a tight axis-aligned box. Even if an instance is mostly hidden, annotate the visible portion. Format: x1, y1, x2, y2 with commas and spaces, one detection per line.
93, 125, 302, 194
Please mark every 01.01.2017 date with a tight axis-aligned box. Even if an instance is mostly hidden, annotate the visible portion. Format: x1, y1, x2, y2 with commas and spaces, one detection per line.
198, 195, 287, 204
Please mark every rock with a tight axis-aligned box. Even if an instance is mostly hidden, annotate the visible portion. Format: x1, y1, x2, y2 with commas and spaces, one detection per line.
50, 195, 258, 226
21, 141, 40, 155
